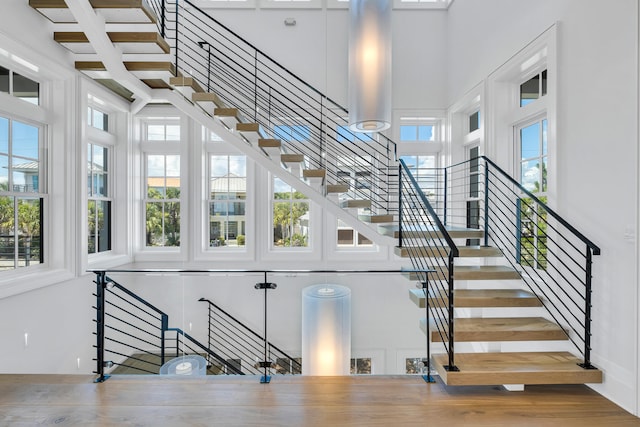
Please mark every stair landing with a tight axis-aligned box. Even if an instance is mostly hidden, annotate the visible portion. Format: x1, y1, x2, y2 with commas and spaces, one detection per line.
432, 352, 602, 386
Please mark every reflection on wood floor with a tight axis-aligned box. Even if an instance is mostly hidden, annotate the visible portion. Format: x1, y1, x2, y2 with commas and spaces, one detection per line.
0, 374, 638, 426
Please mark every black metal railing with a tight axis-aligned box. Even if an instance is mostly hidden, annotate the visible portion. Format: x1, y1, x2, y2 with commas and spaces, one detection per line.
199, 297, 302, 375
399, 159, 458, 372
146, 0, 398, 217
92, 273, 240, 381
91, 268, 435, 382
399, 156, 600, 369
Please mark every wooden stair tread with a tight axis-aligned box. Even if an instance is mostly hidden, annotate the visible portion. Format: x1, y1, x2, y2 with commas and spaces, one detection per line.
421, 317, 567, 342
192, 92, 225, 109
432, 352, 602, 386
303, 169, 326, 178
236, 123, 260, 133
395, 245, 502, 258
281, 154, 304, 164
340, 199, 371, 209
258, 139, 281, 148
31, 0, 157, 24
170, 77, 204, 93
54, 32, 169, 54
409, 288, 542, 308
326, 184, 349, 193
358, 214, 394, 223
214, 107, 240, 118
403, 265, 521, 281
379, 224, 484, 239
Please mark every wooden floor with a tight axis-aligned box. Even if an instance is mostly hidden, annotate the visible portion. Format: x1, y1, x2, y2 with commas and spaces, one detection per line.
0, 374, 638, 426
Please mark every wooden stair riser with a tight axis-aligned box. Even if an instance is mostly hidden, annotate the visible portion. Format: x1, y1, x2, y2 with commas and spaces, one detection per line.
30, 0, 157, 24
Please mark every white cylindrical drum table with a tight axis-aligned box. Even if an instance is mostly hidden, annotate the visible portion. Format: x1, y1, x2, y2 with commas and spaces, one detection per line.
301, 284, 351, 376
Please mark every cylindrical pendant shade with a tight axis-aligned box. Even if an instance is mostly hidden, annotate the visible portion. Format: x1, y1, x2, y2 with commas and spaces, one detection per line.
301, 284, 351, 376
348, 0, 392, 132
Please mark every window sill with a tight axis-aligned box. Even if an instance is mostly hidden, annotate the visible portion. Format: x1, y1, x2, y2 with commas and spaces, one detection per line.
0, 267, 75, 300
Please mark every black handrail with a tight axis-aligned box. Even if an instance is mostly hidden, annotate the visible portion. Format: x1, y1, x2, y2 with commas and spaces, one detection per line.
93, 275, 241, 380
198, 297, 301, 374
146, 0, 399, 216
427, 155, 600, 368
482, 156, 600, 255
398, 159, 458, 372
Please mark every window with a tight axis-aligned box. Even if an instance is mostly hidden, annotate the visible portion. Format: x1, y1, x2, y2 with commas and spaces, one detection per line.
405, 357, 428, 374
399, 155, 437, 199
87, 143, 111, 254
146, 122, 181, 141
469, 111, 480, 133
520, 70, 548, 107
337, 220, 373, 247
399, 124, 435, 142
209, 155, 247, 248
336, 125, 374, 144
145, 154, 180, 247
273, 124, 310, 142
272, 178, 309, 248
0, 116, 43, 270
0, 65, 39, 105
350, 357, 372, 375
88, 106, 109, 132
517, 119, 548, 270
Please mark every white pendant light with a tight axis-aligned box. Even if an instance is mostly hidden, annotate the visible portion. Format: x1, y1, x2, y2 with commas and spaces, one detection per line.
348, 0, 392, 133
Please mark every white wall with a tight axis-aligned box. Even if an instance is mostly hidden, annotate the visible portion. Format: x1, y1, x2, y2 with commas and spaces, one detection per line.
208, 7, 448, 109
447, 0, 639, 414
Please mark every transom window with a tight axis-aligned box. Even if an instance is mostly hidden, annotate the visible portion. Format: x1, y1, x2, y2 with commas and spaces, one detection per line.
0, 116, 43, 270
209, 155, 247, 248
146, 122, 181, 141
520, 69, 548, 107
145, 154, 180, 247
0, 65, 39, 105
88, 106, 109, 132
469, 111, 480, 133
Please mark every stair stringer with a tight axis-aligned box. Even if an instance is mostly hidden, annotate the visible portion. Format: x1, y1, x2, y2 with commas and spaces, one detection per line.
62, 0, 155, 103
162, 89, 397, 247
56, 0, 397, 246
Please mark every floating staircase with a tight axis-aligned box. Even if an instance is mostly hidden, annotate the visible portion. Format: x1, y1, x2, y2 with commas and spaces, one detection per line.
29, 0, 396, 246
29, 0, 602, 387
396, 159, 602, 387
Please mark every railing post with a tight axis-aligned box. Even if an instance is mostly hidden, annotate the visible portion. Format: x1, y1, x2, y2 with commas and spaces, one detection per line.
160, 0, 166, 38
160, 313, 169, 366
445, 252, 459, 372
255, 272, 277, 383
421, 278, 434, 383
94, 271, 109, 383
443, 168, 448, 226
174, 0, 179, 77
254, 52, 258, 122
579, 247, 596, 370
398, 164, 403, 247
483, 161, 489, 247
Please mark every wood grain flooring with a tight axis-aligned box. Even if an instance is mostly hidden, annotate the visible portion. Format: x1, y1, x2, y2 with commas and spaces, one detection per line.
0, 374, 638, 426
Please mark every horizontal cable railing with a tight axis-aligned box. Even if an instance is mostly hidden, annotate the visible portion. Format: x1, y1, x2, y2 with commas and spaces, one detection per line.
434, 156, 600, 368
398, 159, 458, 372
91, 268, 435, 382
199, 297, 301, 375
147, 0, 398, 217
92, 273, 241, 381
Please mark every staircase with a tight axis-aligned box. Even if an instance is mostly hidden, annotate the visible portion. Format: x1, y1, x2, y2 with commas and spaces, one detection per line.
30, 0, 602, 387
397, 159, 602, 386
